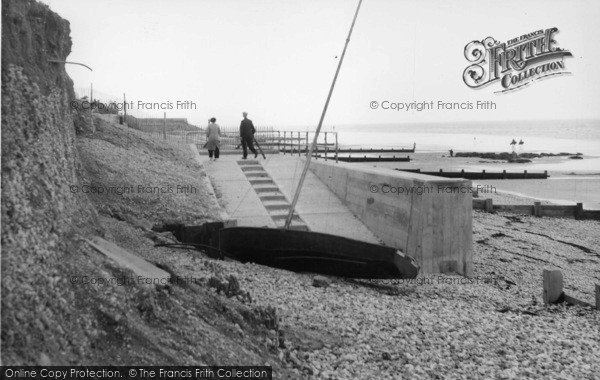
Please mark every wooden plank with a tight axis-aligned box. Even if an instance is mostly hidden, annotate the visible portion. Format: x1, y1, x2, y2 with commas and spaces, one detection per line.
472, 199, 486, 210
542, 205, 577, 211
494, 205, 533, 214
582, 210, 600, 220
563, 294, 593, 308
86, 236, 170, 287
541, 208, 576, 218
596, 285, 600, 311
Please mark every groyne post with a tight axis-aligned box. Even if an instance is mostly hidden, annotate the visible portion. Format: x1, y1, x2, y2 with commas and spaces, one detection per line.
534, 201, 542, 217
543, 268, 564, 304
575, 203, 583, 219
485, 198, 493, 213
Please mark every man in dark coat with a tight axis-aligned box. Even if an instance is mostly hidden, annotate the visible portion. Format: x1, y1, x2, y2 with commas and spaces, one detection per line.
240, 112, 257, 159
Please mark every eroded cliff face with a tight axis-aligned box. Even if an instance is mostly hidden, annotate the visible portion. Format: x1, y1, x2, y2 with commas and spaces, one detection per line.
1, 0, 99, 364
1, 0, 75, 97
0, 1, 292, 368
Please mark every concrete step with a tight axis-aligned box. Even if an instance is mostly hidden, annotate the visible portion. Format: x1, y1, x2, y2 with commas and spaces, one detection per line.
263, 202, 291, 211
268, 208, 297, 216
245, 171, 270, 178
271, 213, 301, 221
249, 178, 275, 185
286, 224, 310, 231
240, 165, 264, 172
237, 160, 259, 165
259, 194, 287, 201
253, 186, 281, 193
274, 220, 309, 230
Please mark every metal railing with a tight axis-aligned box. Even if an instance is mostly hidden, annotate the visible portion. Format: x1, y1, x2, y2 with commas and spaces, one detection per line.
72, 85, 339, 156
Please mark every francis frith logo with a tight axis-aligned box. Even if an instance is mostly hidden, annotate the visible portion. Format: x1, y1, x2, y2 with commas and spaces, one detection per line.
463, 27, 572, 93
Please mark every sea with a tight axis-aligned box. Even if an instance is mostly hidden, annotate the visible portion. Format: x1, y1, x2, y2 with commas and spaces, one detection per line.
312, 120, 600, 209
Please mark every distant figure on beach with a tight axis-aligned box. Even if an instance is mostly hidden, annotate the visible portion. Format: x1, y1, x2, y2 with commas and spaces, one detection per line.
206, 117, 221, 161
510, 139, 517, 145
240, 112, 257, 159
519, 139, 524, 145
449, 149, 454, 157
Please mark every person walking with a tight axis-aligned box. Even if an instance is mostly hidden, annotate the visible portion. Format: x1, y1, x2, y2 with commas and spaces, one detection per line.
240, 112, 257, 159
206, 117, 221, 161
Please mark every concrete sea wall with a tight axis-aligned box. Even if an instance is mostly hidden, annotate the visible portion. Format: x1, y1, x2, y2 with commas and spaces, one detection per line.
309, 160, 473, 275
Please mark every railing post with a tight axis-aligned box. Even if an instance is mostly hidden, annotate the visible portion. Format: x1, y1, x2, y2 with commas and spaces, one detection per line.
324, 132, 328, 161
335, 132, 339, 163
283, 131, 287, 155
305, 131, 309, 157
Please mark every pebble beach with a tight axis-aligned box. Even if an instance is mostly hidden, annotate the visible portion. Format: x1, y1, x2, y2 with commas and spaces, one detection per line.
148, 208, 600, 379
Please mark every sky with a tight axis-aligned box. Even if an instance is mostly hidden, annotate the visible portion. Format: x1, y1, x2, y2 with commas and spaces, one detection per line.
42, 0, 600, 128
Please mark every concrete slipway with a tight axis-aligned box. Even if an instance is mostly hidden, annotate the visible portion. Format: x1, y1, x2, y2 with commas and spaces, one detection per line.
194, 146, 382, 245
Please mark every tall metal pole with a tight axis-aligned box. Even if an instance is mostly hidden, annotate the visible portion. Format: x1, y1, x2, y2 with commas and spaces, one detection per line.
284, 0, 363, 229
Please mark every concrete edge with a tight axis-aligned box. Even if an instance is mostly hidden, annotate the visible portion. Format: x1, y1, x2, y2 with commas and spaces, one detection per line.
189, 143, 230, 221
304, 157, 472, 185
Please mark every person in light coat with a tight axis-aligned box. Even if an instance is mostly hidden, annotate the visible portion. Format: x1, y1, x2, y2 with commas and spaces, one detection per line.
206, 117, 221, 161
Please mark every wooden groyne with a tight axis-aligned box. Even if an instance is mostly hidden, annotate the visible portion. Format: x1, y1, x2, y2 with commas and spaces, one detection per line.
473, 199, 600, 220
328, 155, 410, 163
396, 169, 549, 180
334, 146, 415, 154
280, 146, 415, 154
